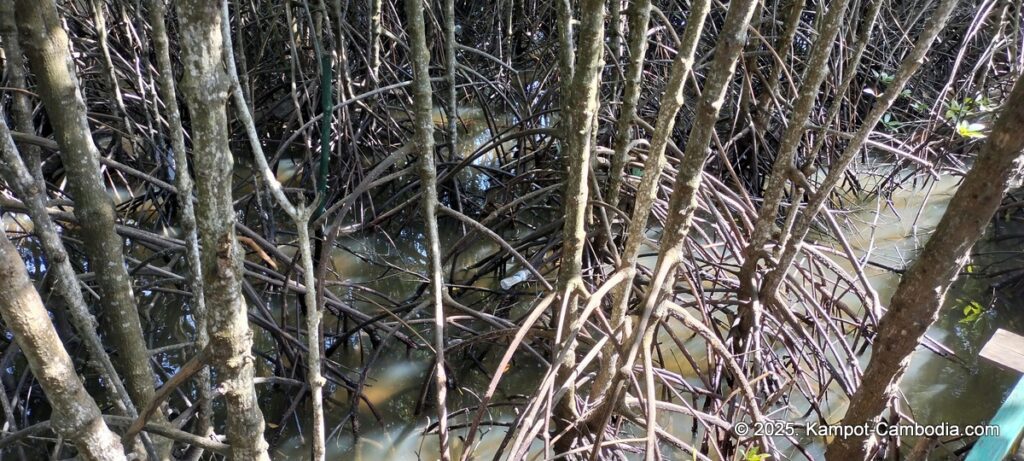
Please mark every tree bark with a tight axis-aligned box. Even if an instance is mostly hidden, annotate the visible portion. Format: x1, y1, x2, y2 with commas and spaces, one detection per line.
0, 0, 41, 183
826, 62, 1024, 461
604, 0, 652, 212
591, 0, 711, 415
444, 0, 458, 160
216, 1, 326, 457
148, 0, 214, 455
405, 0, 450, 457
734, 0, 849, 358
176, 1, 271, 459
0, 106, 138, 421
761, 0, 959, 297
0, 231, 126, 461
630, 0, 760, 353
587, 0, 762, 455
368, 0, 384, 82
552, 0, 605, 452
750, 0, 805, 132
13, 0, 169, 455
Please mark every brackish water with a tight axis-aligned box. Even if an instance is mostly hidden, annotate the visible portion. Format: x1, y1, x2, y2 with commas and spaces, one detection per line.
3, 114, 1020, 460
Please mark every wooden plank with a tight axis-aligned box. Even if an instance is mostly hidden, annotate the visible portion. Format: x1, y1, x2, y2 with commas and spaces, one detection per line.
980, 329, 1024, 374
966, 376, 1024, 461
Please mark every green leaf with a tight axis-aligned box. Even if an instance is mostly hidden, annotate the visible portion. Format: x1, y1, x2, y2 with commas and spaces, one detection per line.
743, 447, 772, 461
960, 300, 984, 324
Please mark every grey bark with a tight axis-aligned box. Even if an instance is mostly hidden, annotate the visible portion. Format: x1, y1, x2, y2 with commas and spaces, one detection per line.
405, 0, 450, 457
0, 0, 42, 183
148, 0, 214, 452
632, 0, 760, 340
0, 231, 126, 461
750, 0, 804, 130
217, 1, 326, 457
552, 0, 605, 450
0, 107, 138, 420
444, 0, 458, 160
555, 0, 575, 83
761, 0, 960, 297
591, 0, 711, 411
804, 0, 883, 164
175, 1, 271, 459
368, 0, 384, 81
605, 0, 653, 212
587, 0, 763, 455
13, 0, 169, 455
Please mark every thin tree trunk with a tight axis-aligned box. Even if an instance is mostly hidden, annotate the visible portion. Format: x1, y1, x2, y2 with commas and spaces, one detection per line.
405, 0, 450, 458
445, 0, 458, 160
604, 0, 652, 212
368, 0, 383, 82
555, 0, 574, 84
827, 70, 1024, 461
216, 2, 327, 456
805, 0, 882, 166
0, 231, 126, 461
89, 0, 133, 144
761, 0, 959, 298
750, 0, 804, 132
0, 108, 138, 420
0, 0, 41, 183
13, 0, 170, 456
176, 1, 271, 459
297, 221, 326, 461
591, 0, 711, 415
631, 0, 760, 356
734, 0, 849, 359
148, 0, 214, 456
552, 0, 605, 452
587, 0, 761, 456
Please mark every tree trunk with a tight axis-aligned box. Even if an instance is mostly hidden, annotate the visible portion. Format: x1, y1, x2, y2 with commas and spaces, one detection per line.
590, 0, 711, 418
552, 0, 605, 452
761, 0, 959, 298
631, 0, 760, 353
750, 0, 805, 132
0, 107, 138, 421
405, 0, 450, 457
444, 0, 458, 160
604, 0, 652, 212
587, 0, 761, 455
176, 1, 271, 459
368, 0, 384, 82
149, 0, 214, 455
0, 231, 126, 461
0, 0, 41, 183
734, 0, 849, 359
217, 1, 326, 457
826, 65, 1024, 461
13, 0, 169, 455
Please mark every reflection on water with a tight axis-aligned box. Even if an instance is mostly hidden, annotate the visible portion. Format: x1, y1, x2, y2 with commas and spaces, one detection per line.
783, 169, 1024, 458
841, 171, 1023, 432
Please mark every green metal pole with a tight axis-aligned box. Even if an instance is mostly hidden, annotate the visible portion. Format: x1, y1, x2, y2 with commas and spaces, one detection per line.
315, 53, 333, 220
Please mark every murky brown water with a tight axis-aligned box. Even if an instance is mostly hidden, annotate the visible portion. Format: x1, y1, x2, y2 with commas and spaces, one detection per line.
6, 110, 1020, 460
